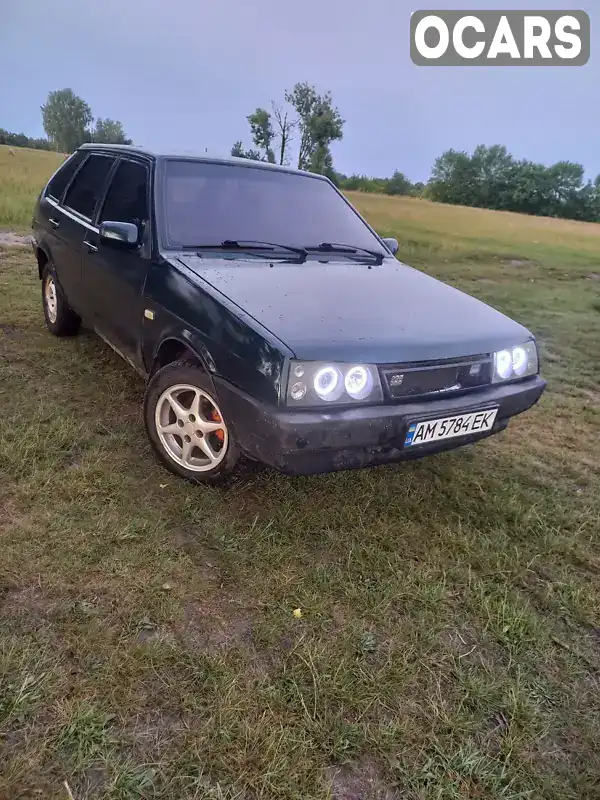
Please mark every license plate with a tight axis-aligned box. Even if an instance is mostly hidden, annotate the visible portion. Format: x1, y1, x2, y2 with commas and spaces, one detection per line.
404, 408, 498, 447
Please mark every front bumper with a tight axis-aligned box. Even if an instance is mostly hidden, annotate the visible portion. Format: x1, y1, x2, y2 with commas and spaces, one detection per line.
216, 376, 547, 476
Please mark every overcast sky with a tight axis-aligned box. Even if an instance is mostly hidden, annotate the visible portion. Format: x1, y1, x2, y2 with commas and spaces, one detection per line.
1, 0, 597, 181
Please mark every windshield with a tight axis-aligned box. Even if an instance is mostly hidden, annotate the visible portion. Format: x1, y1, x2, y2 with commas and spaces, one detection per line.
162, 160, 387, 254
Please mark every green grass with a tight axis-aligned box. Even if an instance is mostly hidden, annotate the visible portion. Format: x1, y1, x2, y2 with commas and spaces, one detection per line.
1, 150, 600, 798
0, 145, 64, 231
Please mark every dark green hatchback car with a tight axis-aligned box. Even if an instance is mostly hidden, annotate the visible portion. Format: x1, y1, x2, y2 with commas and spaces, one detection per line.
31, 144, 546, 482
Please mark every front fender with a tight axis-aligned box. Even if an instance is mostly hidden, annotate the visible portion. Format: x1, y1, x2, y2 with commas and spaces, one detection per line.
147, 328, 218, 383
142, 260, 289, 405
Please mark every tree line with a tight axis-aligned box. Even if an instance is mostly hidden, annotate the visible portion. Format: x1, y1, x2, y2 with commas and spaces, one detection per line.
230, 85, 600, 220
425, 144, 600, 222
4, 85, 599, 223
41, 88, 132, 151
0, 129, 53, 150
1, 89, 132, 154
336, 145, 600, 222
336, 172, 424, 197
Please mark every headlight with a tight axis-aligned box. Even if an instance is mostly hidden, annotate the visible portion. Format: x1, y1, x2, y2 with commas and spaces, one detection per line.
314, 365, 344, 402
344, 365, 374, 400
286, 361, 383, 406
492, 341, 538, 383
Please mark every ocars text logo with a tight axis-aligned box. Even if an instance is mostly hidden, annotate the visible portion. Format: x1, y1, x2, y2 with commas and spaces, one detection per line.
410, 10, 590, 66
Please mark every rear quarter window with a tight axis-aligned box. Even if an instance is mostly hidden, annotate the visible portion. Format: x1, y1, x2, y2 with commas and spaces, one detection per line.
45, 151, 86, 202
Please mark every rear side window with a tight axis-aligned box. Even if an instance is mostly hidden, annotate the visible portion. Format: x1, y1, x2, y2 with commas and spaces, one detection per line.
46, 151, 86, 202
99, 159, 149, 225
64, 154, 115, 220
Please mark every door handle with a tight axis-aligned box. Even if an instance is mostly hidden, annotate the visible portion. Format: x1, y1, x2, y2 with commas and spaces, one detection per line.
49, 217, 60, 229
84, 240, 98, 253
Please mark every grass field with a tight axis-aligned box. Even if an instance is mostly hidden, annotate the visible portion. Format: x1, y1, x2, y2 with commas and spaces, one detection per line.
1, 145, 600, 799
0, 146, 64, 232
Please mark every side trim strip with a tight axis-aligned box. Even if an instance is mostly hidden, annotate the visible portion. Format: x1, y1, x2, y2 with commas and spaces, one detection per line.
46, 196, 99, 233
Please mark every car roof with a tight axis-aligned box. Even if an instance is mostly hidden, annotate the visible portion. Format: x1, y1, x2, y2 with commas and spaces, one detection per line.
77, 143, 324, 179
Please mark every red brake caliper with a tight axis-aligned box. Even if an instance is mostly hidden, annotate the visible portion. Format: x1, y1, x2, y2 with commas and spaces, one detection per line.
209, 408, 225, 443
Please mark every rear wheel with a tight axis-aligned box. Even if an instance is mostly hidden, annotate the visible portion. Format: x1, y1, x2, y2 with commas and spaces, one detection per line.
41, 263, 81, 336
144, 360, 240, 483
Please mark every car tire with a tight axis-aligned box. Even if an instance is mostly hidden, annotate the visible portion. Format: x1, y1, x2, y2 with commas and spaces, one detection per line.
41, 263, 81, 337
144, 359, 240, 483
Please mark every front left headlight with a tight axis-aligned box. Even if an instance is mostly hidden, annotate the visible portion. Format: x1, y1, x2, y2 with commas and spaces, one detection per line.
492, 340, 539, 383
285, 360, 383, 407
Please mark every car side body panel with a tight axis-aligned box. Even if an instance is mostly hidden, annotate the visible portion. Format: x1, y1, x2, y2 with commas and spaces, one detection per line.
34, 196, 90, 315
141, 258, 291, 406
80, 153, 155, 369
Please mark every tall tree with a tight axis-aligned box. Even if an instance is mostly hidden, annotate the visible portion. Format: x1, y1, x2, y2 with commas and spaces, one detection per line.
232, 83, 343, 173
271, 101, 295, 166
469, 144, 516, 209
308, 142, 330, 175
385, 170, 412, 196
547, 161, 585, 216
41, 88, 92, 153
427, 149, 479, 206
247, 108, 275, 163
92, 118, 132, 145
283, 82, 318, 169
284, 82, 344, 170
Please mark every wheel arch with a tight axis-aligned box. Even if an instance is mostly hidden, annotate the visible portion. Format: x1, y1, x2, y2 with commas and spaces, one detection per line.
35, 245, 51, 280
149, 336, 216, 385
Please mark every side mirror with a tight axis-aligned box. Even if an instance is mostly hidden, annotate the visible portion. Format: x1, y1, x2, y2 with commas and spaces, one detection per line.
382, 237, 399, 256
99, 220, 140, 249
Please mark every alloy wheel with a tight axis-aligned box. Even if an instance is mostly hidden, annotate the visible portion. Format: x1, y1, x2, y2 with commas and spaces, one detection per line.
44, 276, 58, 323
154, 384, 228, 472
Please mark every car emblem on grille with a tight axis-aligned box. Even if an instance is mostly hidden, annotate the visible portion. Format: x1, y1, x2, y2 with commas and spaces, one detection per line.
389, 373, 404, 387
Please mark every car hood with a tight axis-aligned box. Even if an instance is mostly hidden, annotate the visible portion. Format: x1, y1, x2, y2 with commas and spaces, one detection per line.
174, 255, 532, 363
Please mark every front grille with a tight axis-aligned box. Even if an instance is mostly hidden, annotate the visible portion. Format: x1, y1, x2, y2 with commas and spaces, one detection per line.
381, 356, 492, 401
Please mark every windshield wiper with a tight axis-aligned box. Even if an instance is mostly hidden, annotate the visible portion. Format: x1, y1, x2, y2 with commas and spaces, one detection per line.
194, 240, 307, 258
303, 242, 384, 263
